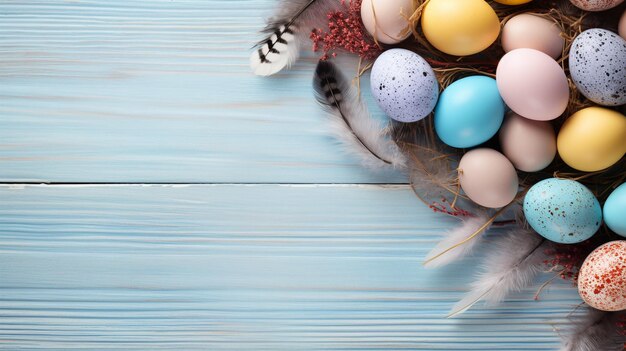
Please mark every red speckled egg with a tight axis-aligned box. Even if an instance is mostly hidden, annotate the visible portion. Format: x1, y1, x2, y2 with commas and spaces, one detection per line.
578, 241, 626, 311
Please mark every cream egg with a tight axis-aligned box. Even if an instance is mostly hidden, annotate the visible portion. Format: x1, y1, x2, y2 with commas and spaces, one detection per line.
459, 148, 519, 208
499, 112, 556, 172
502, 14, 564, 59
361, 0, 415, 44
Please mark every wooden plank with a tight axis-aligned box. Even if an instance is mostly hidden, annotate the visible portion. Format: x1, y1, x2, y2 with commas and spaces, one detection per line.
0, 184, 580, 349
0, 0, 403, 184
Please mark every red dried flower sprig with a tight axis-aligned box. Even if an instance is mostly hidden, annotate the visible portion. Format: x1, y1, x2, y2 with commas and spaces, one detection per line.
543, 240, 597, 282
310, 0, 382, 61
428, 197, 472, 217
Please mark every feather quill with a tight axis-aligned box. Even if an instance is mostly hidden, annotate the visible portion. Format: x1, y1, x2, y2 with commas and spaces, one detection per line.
424, 210, 492, 268
313, 60, 406, 170
251, 0, 339, 76
448, 228, 549, 317
560, 308, 626, 351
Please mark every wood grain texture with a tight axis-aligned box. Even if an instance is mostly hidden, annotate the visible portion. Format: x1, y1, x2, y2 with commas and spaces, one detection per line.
0, 185, 581, 350
0, 0, 401, 183
0, 1, 584, 350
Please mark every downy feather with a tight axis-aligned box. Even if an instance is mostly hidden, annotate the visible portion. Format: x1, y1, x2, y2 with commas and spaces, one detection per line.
424, 210, 492, 268
399, 119, 479, 217
313, 60, 406, 170
251, 0, 340, 76
448, 228, 549, 317
560, 308, 626, 351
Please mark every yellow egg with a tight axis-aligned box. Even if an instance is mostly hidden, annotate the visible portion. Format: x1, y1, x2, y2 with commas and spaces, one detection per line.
557, 107, 626, 172
421, 0, 500, 56
494, 0, 532, 4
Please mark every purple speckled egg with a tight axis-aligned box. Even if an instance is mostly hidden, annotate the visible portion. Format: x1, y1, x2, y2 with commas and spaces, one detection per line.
569, 29, 626, 106
370, 49, 439, 122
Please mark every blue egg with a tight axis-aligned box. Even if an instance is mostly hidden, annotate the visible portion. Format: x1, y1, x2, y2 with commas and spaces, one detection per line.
370, 49, 439, 123
604, 183, 626, 237
434, 76, 505, 148
523, 178, 602, 244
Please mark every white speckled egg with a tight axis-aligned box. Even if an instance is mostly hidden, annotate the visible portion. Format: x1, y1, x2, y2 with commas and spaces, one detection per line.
370, 48, 439, 122
578, 241, 626, 312
569, 29, 626, 106
570, 0, 624, 11
523, 178, 602, 244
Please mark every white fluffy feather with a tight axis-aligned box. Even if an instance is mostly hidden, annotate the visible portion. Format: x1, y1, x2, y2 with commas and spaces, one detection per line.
251, 0, 340, 76
424, 210, 491, 268
313, 60, 407, 170
448, 228, 548, 317
560, 308, 626, 351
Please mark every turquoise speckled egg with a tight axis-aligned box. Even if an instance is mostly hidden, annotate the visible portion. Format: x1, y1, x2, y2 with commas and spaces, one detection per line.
523, 178, 602, 244
434, 75, 505, 148
604, 183, 626, 237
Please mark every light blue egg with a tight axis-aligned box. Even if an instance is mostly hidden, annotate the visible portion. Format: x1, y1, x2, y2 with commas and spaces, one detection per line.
434, 76, 505, 148
370, 49, 439, 123
524, 178, 602, 244
604, 183, 626, 237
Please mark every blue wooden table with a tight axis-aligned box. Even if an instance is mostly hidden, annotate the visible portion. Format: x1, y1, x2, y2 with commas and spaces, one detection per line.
0, 1, 581, 349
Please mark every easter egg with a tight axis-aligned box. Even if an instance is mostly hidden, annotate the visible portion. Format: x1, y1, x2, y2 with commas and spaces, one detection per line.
578, 241, 626, 312
569, 28, 626, 106
557, 107, 626, 172
496, 48, 569, 121
421, 0, 500, 56
524, 178, 602, 244
370, 49, 439, 122
459, 148, 519, 208
617, 10, 626, 40
604, 183, 626, 237
434, 76, 505, 148
361, 0, 415, 44
501, 14, 564, 59
499, 112, 556, 172
494, 0, 532, 4
570, 0, 624, 11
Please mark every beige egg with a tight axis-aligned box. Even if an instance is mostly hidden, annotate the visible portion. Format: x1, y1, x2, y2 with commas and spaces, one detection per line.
361, 0, 415, 44
502, 14, 564, 59
499, 112, 556, 172
617, 10, 626, 40
459, 148, 519, 208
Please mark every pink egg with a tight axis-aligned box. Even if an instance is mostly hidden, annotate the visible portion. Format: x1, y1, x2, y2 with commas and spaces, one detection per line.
578, 241, 626, 312
496, 48, 569, 121
570, 0, 624, 11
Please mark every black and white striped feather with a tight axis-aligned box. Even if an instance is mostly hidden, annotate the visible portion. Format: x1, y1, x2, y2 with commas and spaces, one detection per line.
448, 228, 549, 317
313, 60, 406, 170
251, 0, 340, 76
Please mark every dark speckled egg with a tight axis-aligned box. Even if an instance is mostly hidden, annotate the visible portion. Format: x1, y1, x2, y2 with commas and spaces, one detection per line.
370, 49, 439, 122
569, 29, 626, 106
523, 178, 602, 244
